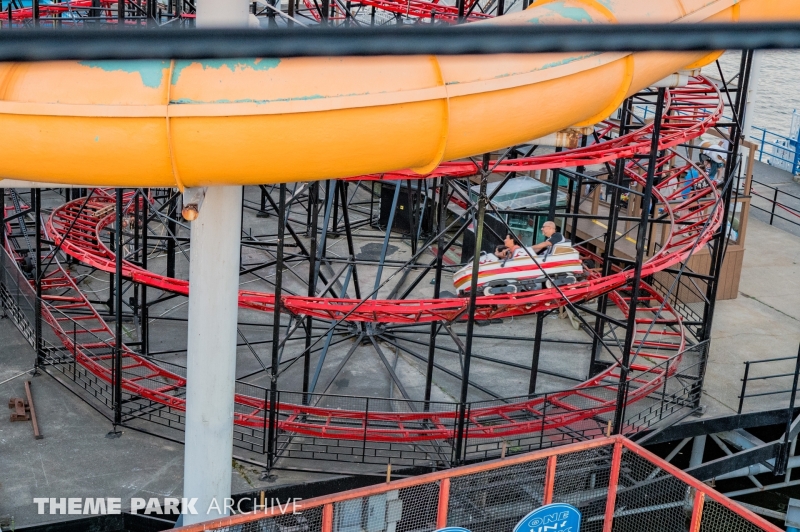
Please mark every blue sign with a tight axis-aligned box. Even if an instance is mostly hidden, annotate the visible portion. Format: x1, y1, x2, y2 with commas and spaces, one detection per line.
513, 503, 582, 532
434, 528, 471, 532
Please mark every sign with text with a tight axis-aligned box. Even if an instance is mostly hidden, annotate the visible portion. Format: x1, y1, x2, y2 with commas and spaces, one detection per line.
513, 503, 582, 532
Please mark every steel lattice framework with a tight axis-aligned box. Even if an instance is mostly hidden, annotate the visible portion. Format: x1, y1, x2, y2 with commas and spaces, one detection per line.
16, 77, 724, 443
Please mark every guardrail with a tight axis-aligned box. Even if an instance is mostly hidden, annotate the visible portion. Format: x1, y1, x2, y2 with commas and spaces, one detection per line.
750, 179, 800, 230
738, 348, 800, 415
750, 125, 800, 174
174, 436, 782, 532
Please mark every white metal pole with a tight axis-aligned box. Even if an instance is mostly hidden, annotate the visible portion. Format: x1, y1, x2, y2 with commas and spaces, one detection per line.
181, 1, 249, 525
195, 0, 249, 27
182, 186, 244, 526
742, 50, 765, 142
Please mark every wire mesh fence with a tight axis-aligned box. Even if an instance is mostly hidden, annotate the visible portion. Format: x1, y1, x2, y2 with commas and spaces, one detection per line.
174, 437, 781, 532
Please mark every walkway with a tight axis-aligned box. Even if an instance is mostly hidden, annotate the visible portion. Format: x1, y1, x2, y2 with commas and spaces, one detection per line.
749, 160, 800, 239
702, 215, 800, 417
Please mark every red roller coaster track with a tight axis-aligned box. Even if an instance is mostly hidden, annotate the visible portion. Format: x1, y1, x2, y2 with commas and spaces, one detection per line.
1, 0, 489, 24
8, 77, 723, 443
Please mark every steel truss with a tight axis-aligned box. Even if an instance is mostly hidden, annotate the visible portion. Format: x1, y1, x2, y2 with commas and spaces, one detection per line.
0, 57, 749, 475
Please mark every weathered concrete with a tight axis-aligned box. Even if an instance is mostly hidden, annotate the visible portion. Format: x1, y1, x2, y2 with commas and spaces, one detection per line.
750, 160, 800, 239
0, 315, 336, 528
702, 216, 800, 417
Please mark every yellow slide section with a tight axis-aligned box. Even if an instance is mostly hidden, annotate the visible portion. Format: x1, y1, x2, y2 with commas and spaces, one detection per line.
0, 0, 796, 189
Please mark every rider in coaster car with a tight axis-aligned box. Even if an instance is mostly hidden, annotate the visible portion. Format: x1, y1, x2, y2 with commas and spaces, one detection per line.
495, 235, 521, 260
532, 221, 565, 255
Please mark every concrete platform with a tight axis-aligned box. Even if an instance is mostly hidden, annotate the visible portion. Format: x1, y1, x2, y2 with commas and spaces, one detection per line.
749, 160, 800, 239
0, 316, 337, 528
702, 215, 800, 417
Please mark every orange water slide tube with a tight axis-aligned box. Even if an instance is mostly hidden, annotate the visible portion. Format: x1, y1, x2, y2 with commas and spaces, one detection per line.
0, 0, 797, 189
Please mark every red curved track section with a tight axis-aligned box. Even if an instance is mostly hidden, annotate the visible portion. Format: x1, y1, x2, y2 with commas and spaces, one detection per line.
47, 78, 723, 324
3, 0, 488, 24
27, 78, 722, 442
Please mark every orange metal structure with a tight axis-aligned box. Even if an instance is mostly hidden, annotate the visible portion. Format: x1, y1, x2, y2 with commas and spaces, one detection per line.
1, 0, 799, 189
173, 436, 782, 532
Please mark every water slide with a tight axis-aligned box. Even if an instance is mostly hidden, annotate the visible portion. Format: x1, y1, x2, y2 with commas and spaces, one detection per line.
0, 0, 797, 189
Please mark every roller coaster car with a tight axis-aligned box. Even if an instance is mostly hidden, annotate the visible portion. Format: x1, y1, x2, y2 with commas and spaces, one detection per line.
453, 241, 584, 296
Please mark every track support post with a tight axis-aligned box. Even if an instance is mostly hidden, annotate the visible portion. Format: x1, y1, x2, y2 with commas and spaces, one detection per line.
612, 88, 666, 435
267, 184, 286, 472
454, 154, 490, 463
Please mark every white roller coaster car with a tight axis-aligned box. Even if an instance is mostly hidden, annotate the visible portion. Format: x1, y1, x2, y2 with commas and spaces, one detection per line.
453, 241, 584, 296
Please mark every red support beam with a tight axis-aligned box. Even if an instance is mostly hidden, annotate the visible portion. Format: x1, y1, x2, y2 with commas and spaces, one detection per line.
543, 455, 557, 505
602, 440, 623, 532
689, 491, 705, 532
322, 503, 333, 532
436, 478, 450, 528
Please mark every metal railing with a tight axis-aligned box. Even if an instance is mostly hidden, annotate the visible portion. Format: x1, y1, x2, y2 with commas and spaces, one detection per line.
751, 126, 799, 173
750, 179, 800, 230
738, 349, 800, 415
174, 436, 782, 532
0, 237, 709, 472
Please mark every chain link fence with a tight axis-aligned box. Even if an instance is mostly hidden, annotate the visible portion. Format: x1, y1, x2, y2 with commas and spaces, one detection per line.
175, 437, 780, 532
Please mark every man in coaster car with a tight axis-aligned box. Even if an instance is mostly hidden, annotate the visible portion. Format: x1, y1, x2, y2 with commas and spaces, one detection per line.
532, 221, 565, 255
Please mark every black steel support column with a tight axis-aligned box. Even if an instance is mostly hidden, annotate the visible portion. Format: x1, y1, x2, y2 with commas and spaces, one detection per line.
132, 192, 140, 319
108, 210, 115, 317
0, 188, 4, 253
166, 193, 177, 279
141, 190, 149, 356
570, 136, 588, 238
34, 189, 43, 369
589, 98, 632, 375
547, 147, 562, 222
424, 177, 447, 408
321, 0, 329, 22
114, 189, 124, 427
117, 0, 124, 23
528, 310, 546, 395
267, 184, 286, 469
612, 88, 666, 435
338, 181, 362, 299
454, 155, 489, 464
303, 182, 319, 404
701, 50, 752, 343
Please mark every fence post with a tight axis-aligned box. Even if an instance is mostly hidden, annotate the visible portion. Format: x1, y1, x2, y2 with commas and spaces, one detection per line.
760, 129, 766, 162
602, 440, 623, 532
793, 126, 800, 176
361, 397, 369, 463
262, 387, 269, 455
539, 394, 548, 450
436, 478, 450, 528
770, 187, 779, 225
689, 491, 705, 532
72, 320, 77, 381
322, 503, 333, 532
738, 362, 750, 415
776, 344, 800, 477
543, 455, 557, 505
660, 358, 670, 414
